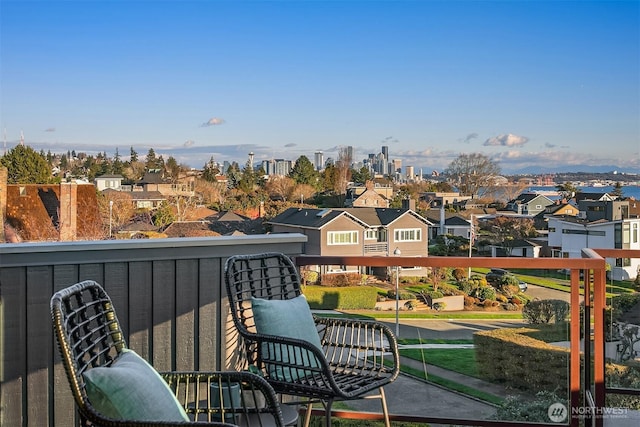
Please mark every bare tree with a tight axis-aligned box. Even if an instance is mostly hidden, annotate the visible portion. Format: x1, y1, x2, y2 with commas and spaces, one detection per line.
290, 183, 317, 203
97, 191, 135, 234
194, 178, 227, 207
334, 147, 352, 204
443, 153, 501, 197
264, 175, 296, 201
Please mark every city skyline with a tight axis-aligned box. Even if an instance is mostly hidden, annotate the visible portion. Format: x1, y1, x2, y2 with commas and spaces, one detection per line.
1, 0, 639, 174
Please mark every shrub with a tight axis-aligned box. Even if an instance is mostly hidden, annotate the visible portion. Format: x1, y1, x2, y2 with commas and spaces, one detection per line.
495, 294, 508, 303
420, 290, 444, 300
474, 327, 570, 394
387, 289, 416, 300
302, 270, 320, 285
432, 302, 446, 311
523, 299, 570, 324
472, 286, 496, 301
303, 285, 378, 310
606, 362, 640, 409
493, 390, 567, 423
438, 283, 462, 296
320, 272, 363, 287
463, 295, 476, 306
452, 267, 467, 282
511, 296, 522, 305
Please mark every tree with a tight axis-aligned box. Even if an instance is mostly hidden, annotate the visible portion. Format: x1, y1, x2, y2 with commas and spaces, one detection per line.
265, 175, 296, 201
153, 201, 175, 228
334, 147, 352, 197
165, 156, 180, 182
237, 160, 258, 193
611, 182, 624, 198
556, 182, 579, 200
291, 183, 317, 204
0, 144, 52, 184
443, 153, 501, 197
129, 146, 138, 163
202, 157, 220, 182
491, 216, 536, 256
289, 155, 318, 187
145, 148, 163, 171
351, 166, 372, 185
97, 191, 135, 234
112, 148, 124, 175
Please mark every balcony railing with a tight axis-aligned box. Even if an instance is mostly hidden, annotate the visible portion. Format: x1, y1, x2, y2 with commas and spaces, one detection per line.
1, 235, 637, 427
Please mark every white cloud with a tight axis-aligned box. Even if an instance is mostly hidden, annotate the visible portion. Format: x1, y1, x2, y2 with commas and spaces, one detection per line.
200, 117, 226, 127
483, 133, 529, 147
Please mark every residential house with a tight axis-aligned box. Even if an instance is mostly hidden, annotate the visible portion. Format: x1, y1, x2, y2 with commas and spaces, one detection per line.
135, 169, 195, 197
94, 174, 124, 191
344, 180, 393, 206
574, 192, 617, 203
268, 206, 429, 276
422, 209, 471, 240
347, 181, 390, 208
548, 199, 640, 280
532, 200, 579, 230
506, 193, 554, 216
421, 192, 472, 209
489, 238, 543, 258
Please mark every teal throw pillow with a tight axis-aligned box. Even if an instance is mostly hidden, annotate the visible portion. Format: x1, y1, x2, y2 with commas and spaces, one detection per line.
251, 295, 323, 381
83, 349, 190, 422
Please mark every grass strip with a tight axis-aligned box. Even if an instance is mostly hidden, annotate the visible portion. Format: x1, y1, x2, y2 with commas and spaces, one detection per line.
399, 364, 504, 406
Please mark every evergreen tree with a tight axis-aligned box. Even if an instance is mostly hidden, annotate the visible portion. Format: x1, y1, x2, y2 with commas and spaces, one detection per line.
130, 146, 138, 163
612, 182, 624, 198
289, 155, 318, 187
0, 145, 52, 184
112, 148, 124, 175
202, 157, 220, 182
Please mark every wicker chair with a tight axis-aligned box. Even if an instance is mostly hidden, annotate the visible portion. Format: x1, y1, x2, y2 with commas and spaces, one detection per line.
51, 280, 285, 427
224, 252, 400, 427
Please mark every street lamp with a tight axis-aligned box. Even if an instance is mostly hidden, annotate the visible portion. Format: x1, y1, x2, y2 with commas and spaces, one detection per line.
109, 200, 114, 238
393, 247, 401, 337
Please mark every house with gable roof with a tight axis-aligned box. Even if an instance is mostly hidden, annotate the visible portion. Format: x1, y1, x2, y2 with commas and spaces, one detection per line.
268, 206, 429, 275
506, 192, 554, 216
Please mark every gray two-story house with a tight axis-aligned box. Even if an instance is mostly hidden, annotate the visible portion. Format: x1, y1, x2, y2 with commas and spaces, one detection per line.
268, 206, 430, 276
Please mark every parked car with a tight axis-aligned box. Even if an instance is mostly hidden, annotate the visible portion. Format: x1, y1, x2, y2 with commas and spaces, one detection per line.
485, 268, 528, 292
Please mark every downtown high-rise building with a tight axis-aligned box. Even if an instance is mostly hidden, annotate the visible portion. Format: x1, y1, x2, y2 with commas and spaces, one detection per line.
314, 151, 324, 171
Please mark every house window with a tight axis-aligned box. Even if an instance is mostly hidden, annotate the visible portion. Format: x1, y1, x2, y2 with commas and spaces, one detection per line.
549, 227, 556, 233
535, 204, 542, 209
365, 229, 378, 240
633, 223, 638, 244
616, 258, 631, 267
394, 228, 422, 242
328, 231, 359, 245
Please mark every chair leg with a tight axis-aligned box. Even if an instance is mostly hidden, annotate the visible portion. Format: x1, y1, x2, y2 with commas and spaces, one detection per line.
324, 398, 333, 427
380, 386, 391, 427
303, 400, 313, 427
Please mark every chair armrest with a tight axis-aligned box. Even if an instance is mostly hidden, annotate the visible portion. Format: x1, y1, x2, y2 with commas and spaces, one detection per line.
313, 316, 400, 374
160, 371, 285, 426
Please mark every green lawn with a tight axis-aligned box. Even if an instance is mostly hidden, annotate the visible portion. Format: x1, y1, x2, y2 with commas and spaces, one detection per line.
400, 347, 479, 378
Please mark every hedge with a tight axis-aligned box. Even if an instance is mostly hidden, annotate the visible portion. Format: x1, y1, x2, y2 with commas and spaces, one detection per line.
474, 327, 572, 393
302, 285, 378, 310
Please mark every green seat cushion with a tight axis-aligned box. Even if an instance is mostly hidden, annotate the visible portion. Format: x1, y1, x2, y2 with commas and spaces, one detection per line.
83, 349, 190, 422
251, 295, 323, 381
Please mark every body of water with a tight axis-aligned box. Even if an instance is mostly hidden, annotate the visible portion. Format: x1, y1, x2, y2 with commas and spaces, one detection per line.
526, 185, 640, 200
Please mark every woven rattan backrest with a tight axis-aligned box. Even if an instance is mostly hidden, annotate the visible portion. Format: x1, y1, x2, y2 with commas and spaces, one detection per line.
51, 280, 127, 409
224, 252, 302, 339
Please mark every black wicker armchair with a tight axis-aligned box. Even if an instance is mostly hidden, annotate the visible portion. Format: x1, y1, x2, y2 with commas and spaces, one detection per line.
51, 280, 285, 427
224, 252, 400, 427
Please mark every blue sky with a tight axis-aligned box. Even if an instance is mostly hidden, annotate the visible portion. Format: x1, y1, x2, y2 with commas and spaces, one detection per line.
1, 0, 639, 174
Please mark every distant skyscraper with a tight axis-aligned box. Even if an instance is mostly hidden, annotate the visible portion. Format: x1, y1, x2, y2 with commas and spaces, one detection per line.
346, 146, 354, 163
248, 152, 254, 168
381, 145, 389, 161
314, 151, 324, 171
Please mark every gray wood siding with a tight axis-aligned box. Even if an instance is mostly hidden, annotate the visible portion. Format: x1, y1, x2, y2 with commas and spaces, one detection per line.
320, 215, 366, 256
388, 214, 429, 256
0, 234, 306, 427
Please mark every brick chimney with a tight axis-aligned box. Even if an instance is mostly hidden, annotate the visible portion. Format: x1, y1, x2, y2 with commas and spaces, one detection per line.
401, 198, 416, 211
59, 182, 77, 241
